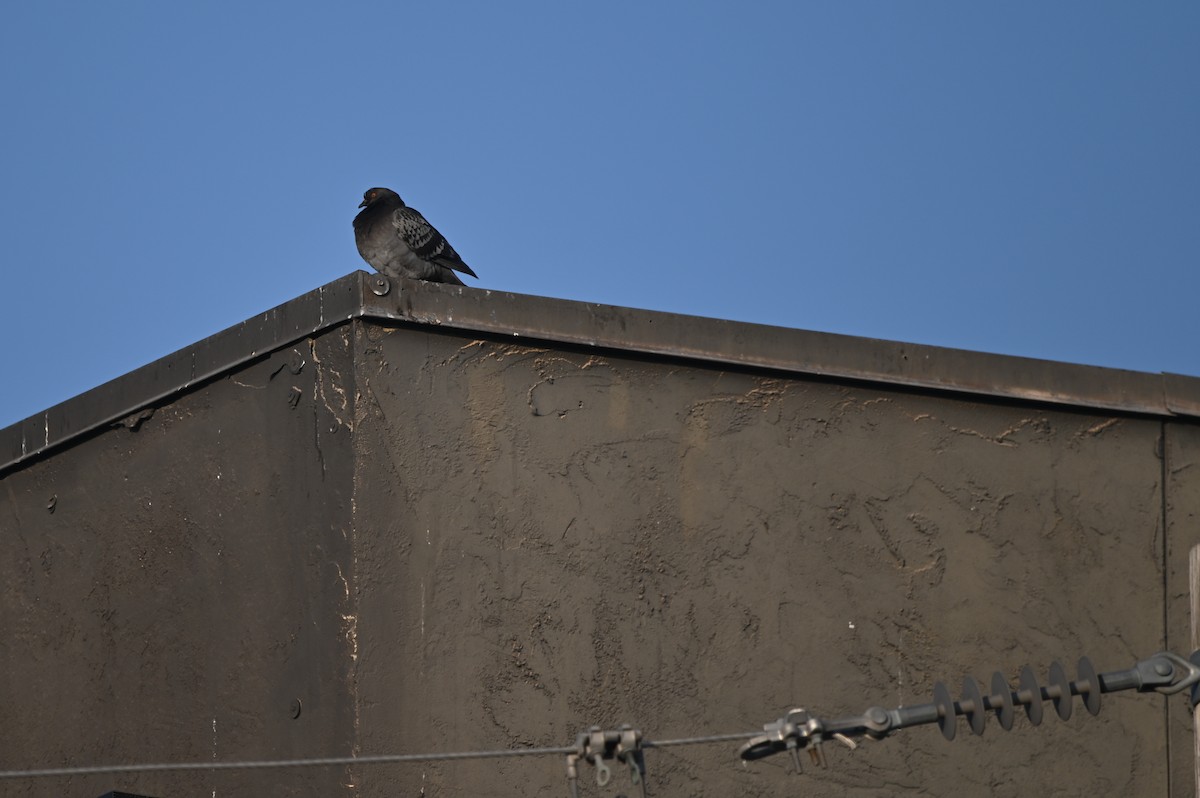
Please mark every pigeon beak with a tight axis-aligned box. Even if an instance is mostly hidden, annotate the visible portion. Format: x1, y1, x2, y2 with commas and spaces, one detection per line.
358, 199, 368, 208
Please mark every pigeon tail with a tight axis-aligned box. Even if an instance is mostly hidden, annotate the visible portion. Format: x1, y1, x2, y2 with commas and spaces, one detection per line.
441, 270, 466, 286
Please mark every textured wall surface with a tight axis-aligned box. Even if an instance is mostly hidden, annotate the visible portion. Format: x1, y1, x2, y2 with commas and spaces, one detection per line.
349, 322, 1176, 797
1, 316, 1196, 797
0, 329, 358, 798
1166, 422, 1200, 793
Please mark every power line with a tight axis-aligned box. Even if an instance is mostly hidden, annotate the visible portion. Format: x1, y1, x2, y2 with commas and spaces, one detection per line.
0, 747, 577, 780
0, 732, 760, 781
4, 650, 1195, 787
645, 732, 762, 748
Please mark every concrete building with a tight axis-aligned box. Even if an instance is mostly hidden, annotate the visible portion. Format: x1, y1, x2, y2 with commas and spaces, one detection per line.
2, 271, 1199, 796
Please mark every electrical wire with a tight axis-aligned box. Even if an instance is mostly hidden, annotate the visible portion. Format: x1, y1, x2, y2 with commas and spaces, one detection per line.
6, 650, 1189, 783
0, 747, 577, 780
644, 731, 762, 748
0, 731, 760, 781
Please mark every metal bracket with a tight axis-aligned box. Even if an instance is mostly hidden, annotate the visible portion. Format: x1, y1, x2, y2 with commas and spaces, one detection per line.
565, 725, 645, 798
739, 707, 856, 771
1132, 651, 1200, 695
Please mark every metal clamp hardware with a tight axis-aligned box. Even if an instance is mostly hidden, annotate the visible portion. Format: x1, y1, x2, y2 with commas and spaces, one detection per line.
1132, 651, 1200, 696
739, 707, 858, 771
565, 725, 645, 798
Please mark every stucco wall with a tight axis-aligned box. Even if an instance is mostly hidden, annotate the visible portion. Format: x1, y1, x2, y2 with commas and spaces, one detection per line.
2, 315, 1198, 797
349, 321, 1178, 797
0, 329, 359, 797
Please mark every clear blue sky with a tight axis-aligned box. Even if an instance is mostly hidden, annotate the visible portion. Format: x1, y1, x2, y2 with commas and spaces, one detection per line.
1, 2, 1197, 429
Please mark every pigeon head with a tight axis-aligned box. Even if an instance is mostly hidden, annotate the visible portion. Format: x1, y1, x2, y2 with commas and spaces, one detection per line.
359, 187, 403, 209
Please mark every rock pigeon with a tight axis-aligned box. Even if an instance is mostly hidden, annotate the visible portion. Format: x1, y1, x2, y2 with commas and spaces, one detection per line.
353, 188, 478, 286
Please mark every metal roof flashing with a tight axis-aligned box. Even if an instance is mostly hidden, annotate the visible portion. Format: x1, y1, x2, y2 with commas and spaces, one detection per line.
3, 270, 1198, 473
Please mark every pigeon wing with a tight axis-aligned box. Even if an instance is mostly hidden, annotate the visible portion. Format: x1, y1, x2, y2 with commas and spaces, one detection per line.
391, 207, 478, 278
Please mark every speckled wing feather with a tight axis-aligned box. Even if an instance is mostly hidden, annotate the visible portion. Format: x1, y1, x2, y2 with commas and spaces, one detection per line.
391, 206, 478, 278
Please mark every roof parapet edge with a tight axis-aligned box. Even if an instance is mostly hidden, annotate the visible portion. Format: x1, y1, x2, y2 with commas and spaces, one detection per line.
1, 272, 366, 472
363, 274, 1193, 420
3, 270, 1198, 474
